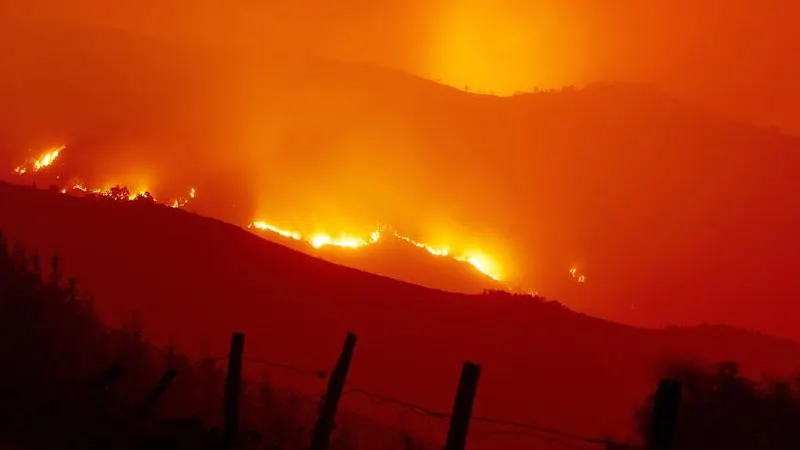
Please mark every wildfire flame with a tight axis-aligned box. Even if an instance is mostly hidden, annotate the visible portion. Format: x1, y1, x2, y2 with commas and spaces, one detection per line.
10, 145, 596, 290
11, 145, 196, 209
248, 220, 502, 281
11, 144, 503, 283
569, 267, 586, 283
65, 182, 196, 209
13, 145, 65, 175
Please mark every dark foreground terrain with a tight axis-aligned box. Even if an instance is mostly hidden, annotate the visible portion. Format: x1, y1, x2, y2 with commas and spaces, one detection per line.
3, 182, 800, 449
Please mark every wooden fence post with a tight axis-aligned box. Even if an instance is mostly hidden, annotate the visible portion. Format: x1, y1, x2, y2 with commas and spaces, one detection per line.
444, 362, 482, 450
223, 332, 246, 448
135, 368, 177, 419
309, 332, 358, 450
647, 378, 682, 450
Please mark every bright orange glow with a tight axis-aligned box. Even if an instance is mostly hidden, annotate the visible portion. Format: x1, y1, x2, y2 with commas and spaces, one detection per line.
393, 233, 451, 257
570, 267, 586, 284
170, 188, 196, 209
249, 221, 302, 240
11, 147, 195, 209
309, 232, 373, 249
425, 2, 583, 95
248, 220, 503, 281
67, 182, 195, 208
12, 144, 508, 285
13, 145, 65, 175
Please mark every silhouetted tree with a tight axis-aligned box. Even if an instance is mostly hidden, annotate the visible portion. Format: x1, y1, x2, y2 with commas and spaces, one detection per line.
635, 361, 800, 450
109, 185, 131, 202
134, 191, 156, 204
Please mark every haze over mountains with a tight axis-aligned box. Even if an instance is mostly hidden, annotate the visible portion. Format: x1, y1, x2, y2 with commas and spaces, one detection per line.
1, 20, 798, 339
3, 181, 800, 449
4, 0, 799, 133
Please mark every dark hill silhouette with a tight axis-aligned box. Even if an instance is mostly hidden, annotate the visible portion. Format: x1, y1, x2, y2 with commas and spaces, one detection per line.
2, 182, 800, 449
0, 230, 438, 450
1, 20, 798, 340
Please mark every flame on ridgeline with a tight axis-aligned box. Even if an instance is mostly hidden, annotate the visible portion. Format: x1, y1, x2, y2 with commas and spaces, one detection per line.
248, 220, 502, 281
12, 145, 196, 209
64, 183, 197, 209
9, 145, 541, 287
65, 183, 196, 207
13, 145, 65, 175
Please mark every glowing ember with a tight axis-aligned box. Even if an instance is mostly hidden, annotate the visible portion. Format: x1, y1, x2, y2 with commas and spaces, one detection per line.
569, 267, 586, 283
309, 233, 371, 249
169, 188, 197, 209
13, 145, 65, 174
248, 220, 502, 281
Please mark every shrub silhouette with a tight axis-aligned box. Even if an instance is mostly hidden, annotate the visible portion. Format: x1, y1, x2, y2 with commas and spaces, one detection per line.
635, 361, 800, 450
0, 230, 428, 449
108, 185, 132, 202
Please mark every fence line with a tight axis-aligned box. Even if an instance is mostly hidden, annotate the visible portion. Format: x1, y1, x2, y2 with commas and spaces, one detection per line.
5, 330, 677, 449
209, 332, 680, 450
243, 355, 327, 379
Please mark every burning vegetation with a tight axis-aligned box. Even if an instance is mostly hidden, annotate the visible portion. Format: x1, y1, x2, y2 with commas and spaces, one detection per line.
248, 220, 501, 281
9, 144, 586, 290
13, 145, 65, 175
12, 145, 197, 209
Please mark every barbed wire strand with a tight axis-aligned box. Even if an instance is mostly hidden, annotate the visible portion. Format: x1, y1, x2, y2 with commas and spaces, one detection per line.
341, 387, 450, 439
343, 387, 450, 419
472, 414, 610, 445
341, 386, 612, 447
228, 354, 617, 448
243, 355, 327, 379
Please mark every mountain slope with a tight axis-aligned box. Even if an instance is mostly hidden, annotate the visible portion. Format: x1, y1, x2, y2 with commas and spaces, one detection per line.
1, 182, 800, 449
251, 230, 504, 293
1, 20, 800, 339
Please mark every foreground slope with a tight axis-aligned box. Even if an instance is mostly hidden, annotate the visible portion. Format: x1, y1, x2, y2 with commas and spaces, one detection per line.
1, 182, 800, 448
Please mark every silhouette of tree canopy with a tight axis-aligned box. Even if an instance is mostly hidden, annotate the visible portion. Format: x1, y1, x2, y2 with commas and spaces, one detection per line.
133, 191, 156, 204
108, 185, 131, 202
635, 360, 800, 450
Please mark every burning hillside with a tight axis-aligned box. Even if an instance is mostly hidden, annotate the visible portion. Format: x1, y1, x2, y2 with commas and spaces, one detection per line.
12, 145, 197, 208
3, 21, 800, 338
13, 144, 64, 175
248, 221, 502, 282
8, 144, 513, 292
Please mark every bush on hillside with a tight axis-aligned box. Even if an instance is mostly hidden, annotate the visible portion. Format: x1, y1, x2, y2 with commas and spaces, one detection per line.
0, 230, 431, 449
635, 361, 800, 450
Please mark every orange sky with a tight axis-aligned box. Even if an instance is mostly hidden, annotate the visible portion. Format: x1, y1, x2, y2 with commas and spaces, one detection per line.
4, 0, 799, 132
